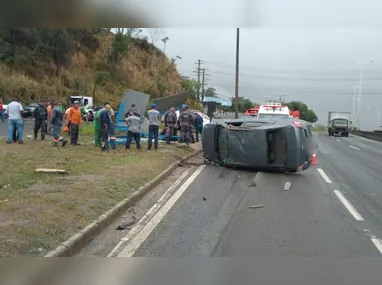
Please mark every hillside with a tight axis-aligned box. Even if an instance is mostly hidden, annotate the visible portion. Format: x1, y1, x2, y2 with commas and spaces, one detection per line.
0, 28, 184, 108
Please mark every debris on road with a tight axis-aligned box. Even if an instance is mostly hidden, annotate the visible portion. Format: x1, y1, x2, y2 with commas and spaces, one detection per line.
203, 197, 206, 201
249, 204, 264, 209
249, 182, 256, 187
283, 182, 291, 191
87, 240, 101, 247
116, 216, 137, 230
35, 168, 68, 175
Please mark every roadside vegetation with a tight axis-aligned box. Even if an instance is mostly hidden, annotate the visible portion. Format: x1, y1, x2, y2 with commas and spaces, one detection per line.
0, 28, 201, 108
0, 127, 193, 257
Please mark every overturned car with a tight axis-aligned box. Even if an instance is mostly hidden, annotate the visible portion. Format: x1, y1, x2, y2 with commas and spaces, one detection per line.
202, 118, 315, 173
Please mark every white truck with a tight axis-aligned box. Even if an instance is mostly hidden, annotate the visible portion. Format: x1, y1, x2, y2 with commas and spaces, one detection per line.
70, 95, 93, 110
257, 101, 291, 120
328, 111, 352, 137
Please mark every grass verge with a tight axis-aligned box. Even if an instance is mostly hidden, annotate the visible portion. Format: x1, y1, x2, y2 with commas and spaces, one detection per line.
0, 127, 193, 257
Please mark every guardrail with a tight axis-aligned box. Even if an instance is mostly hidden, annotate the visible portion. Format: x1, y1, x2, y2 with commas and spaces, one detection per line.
351, 130, 382, 142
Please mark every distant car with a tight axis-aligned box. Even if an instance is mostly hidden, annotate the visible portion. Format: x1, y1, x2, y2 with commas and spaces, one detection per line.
202, 118, 315, 173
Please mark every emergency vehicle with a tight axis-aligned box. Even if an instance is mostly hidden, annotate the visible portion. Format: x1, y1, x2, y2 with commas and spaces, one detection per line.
257, 101, 291, 120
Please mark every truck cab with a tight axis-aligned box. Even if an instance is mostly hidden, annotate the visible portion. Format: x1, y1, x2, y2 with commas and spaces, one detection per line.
328, 118, 351, 137
70, 96, 93, 110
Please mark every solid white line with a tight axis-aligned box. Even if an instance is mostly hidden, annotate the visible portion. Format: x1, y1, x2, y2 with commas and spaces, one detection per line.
336, 139, 341, 142
333, 190, 364, 221
317, 168, 332, 184
117, 165, 206, 257
107, 168, 192, 257
349, 145, 361, 151
370, 237, 382, 255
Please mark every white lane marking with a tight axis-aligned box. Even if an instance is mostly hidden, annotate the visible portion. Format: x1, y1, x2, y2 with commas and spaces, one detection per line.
363, 229, 382, 255
336, 139, 341, 142
370, 237, 382, 255
117, 165, 206, 257
349, 145, 361, 151
333, 190, 364, 221
107, 168, 192, 257
317, 168, 332, 184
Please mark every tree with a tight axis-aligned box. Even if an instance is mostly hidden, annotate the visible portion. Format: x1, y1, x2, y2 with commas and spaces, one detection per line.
125, 28, 142, 37
182, 78, 201, 101
205, 87, 217, 97
92, 71, 110, 105
284, 101, 318, 122
109, 32, 129, 73
222, 96, 256, 113
148, 28, 164, 45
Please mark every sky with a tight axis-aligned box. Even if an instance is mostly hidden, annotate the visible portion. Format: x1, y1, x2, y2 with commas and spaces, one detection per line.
140, 27, 382, 130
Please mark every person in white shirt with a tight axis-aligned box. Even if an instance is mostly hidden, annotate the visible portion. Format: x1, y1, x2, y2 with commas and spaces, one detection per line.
5, 98, 24, 144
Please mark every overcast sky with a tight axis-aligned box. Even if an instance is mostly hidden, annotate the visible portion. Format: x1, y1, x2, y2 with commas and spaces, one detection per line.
141, 28, 382, 130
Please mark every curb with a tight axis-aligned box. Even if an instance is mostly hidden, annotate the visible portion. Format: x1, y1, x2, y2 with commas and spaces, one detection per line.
44, 149, 203, 257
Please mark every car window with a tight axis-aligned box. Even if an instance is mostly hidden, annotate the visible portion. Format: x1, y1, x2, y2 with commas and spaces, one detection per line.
218, 127, 229, 161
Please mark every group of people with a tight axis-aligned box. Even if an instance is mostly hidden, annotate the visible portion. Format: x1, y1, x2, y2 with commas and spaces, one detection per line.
2, 97, 204, 151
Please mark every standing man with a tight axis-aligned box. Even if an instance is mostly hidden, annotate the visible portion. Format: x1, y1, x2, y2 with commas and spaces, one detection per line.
194, 113, 204, 142
67, 101, 82, 145
163, 107, 177, 144
51, 102, 67, 148
0, 99, 4, 122
46, 102, 53, 135
99, 104, 112, 152
125, 104, 140, 118
147, 103, 160, 150
125, 111, 142, 149
33, 100, 48, 140
178, 105, 193, 147
5, 98, 24, 144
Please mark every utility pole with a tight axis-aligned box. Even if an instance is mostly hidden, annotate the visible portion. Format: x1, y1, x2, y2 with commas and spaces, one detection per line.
193, 59, 204, 102
234, 28, 240, 119
201, 68, 206, 102
279, 95, 285, 103
352, 60, 373, 130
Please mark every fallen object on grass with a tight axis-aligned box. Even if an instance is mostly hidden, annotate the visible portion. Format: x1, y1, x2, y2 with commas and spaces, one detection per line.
249, 204, 264, 209
35, 168, 68, 174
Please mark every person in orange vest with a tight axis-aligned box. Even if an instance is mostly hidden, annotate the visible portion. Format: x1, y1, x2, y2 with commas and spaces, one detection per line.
46, 101, 53, 135
66, 101, 82, 145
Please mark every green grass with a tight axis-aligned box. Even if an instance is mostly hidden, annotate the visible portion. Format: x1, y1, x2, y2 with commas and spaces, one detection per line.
0, 129, 193, 257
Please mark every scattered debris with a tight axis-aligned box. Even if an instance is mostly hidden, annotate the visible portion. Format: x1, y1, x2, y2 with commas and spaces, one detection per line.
283, 182, 291, 191
249, 182, 256, 187
116, 216, 137, 230
87, 241, 100, 247
203, 197, 206, 201
35, 168, 68, 175
249, 204, 264, 209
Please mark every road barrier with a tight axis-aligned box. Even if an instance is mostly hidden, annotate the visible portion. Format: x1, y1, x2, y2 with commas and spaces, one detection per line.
351, 130, 382, 142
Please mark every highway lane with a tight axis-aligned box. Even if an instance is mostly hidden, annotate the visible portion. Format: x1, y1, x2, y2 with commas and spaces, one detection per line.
314, 133, 382, 242
111, 136, 382, 258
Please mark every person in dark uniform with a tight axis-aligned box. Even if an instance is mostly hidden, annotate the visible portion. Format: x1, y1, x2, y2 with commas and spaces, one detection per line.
164, 107, 177, 144
33, 101, 48, 140
99, 104, 112, 152
178, 105, 193, 147
194, 113, 204, 142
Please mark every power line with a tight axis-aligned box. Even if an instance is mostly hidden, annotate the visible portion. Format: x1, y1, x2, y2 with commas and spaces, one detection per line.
204, 60, 382, 76
208, 69, 382, 81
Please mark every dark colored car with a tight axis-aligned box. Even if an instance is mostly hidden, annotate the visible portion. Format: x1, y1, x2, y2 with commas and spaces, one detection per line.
202, 118, 315, 173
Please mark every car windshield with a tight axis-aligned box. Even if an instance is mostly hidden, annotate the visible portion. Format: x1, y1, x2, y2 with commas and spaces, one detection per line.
258, 114, 290, 119
333, 119, 348, 124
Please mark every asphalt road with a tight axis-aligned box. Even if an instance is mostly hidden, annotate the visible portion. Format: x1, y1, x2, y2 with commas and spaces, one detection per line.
0, 118, 35, 138
110, 132, 382, 259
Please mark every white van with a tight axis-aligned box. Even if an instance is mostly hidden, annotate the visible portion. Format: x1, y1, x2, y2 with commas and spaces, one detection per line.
257, 102, 291, 120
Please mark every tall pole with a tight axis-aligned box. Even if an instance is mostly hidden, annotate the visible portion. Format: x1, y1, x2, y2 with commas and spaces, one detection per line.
366, 106, 371, 122
350, 85, 358, 125
353, 60, 373, 130
234, 28, 240, 119
197, 59, 201, 102
201, 68, 205, 102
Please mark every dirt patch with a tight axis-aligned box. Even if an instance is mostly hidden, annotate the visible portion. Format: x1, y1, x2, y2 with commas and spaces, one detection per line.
0, 130, 195, 256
